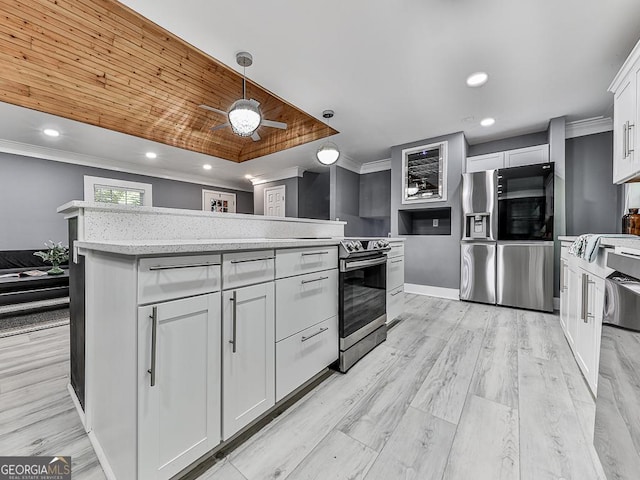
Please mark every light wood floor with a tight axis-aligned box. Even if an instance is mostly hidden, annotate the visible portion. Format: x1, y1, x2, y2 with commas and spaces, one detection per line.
0, 295, 607, 480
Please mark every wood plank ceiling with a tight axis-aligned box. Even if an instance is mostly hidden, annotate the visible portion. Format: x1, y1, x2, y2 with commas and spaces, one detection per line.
0, 0, 338, 163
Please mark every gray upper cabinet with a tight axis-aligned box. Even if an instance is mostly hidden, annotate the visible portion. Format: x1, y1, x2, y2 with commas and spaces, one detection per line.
359, 170, 391, 218
466, 145, 549, 173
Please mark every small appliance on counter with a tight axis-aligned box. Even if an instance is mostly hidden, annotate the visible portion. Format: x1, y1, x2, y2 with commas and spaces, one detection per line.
460, 163, 554, 312
594, 250, 640, 480
622, 208, 640, 235
336, 238, 390, 372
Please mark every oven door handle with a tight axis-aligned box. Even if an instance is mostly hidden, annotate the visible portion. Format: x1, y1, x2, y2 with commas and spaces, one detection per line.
342, 256, 387, 271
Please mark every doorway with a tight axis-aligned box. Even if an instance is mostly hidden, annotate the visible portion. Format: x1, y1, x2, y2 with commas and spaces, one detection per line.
202, 189, 237, 213
264, 185, 286, 217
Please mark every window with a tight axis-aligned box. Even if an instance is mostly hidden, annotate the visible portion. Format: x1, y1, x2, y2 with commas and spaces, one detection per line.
84, 176, 153, 206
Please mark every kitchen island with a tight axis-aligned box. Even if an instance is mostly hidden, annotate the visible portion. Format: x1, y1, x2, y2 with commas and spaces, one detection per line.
58, 202, 346, 480
558, 235, 640, 395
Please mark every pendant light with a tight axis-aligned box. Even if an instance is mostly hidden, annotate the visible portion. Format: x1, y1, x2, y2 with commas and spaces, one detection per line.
316, 110, 340, 165
228, 52, 261, 137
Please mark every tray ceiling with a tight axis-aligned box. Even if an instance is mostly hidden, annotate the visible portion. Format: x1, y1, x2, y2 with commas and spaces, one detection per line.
0, 0, 337, 163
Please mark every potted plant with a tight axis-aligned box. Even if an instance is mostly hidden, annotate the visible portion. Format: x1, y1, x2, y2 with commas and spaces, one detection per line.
34, 241, 69, 275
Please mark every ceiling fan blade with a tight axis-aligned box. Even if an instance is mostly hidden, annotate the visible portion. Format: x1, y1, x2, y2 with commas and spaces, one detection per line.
262, 119, 287, 130
251, 131, 261, 142
210, 123, 230, 132
199, 104, 227, 116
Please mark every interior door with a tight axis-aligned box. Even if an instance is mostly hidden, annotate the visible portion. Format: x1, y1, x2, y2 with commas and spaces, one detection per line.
138, 293, 221, 480
222, 282, 275, 440
264, 185, 286, 217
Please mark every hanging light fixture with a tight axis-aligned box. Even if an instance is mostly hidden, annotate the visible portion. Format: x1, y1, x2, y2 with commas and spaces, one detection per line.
227, 52, 261, 137
316, 142, 340, 165
316, 109, 339, 165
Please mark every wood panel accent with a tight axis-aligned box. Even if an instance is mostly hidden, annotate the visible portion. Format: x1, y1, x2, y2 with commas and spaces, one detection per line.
0, 0, 337, 162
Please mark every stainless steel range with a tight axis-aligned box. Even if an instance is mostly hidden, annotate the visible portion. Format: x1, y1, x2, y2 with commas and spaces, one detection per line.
337, 238, 390, 372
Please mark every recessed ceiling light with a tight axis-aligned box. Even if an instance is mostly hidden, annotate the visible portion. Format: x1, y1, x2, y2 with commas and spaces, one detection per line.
145, 152, 157, 159
203, 164, 212, 170
43, 128, 60, 137
480, 117, 495, 127
244, 174, 253, 179
466, 72, 489, 87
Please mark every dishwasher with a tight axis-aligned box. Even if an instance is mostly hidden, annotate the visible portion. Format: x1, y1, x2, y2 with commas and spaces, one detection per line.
594, 251, 640, 480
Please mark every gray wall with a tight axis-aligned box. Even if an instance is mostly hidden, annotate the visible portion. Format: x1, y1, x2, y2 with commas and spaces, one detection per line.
330, 166, 369, 236
253, 177, 299, 217
299, 171, 330, 220
0, 152, 253, 250
359, 170, 391, 218
566, 132, 622, 235
467, 131, 548, 156
391, 132, 466, 289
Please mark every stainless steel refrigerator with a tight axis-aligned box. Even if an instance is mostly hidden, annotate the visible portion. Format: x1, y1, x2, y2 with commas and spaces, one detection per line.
460, 164, 554, 312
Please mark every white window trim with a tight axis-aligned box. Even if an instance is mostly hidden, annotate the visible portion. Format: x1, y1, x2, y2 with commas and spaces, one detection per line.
84, 175, 153, 206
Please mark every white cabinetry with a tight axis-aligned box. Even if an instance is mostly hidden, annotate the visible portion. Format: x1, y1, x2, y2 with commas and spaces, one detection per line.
466, 145, 549, 173
559, 241, 611, 394
274, 247, 338, 401
138, 294, 220, 480
609, 39, 640, 183
222, 282, 275, 440
221, 250, 275, 440
386, 240, 405, 323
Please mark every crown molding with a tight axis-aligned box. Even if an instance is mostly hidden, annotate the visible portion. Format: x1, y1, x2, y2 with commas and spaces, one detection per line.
565, 117, 613, 139
335, 154, 361, 174
0, 139, 252, 192
250, 166, 305, 185
360, 158, 391, 174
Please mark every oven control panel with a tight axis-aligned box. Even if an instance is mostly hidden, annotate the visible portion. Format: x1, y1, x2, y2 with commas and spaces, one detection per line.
340, 238, 390, 258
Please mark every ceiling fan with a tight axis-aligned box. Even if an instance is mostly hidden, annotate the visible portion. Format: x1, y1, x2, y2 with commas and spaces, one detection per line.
199, 52, 287, 142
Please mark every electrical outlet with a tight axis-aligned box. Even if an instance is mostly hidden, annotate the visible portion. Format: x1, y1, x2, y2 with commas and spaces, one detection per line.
433, 218, 439, 227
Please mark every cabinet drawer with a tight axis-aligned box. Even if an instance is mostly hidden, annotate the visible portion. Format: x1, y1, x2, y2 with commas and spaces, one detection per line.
387, 285, 404, 323
276, 269, 338, 341
276, 316, 338, 401
222, 250, 275, 290
387, 242, 404, 259
275, 246, 338, 279
387, 256, 405, 290
138, 255, 221, 304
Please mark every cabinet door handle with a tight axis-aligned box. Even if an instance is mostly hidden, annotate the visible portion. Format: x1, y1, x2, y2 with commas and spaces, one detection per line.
624, 122, 629, 157
391, 259, 403, 264
229, 291, 237, 353
301, 327, 329, 342
560, 262, 565, 292
148, 262, 220, 271
629, 122, 635, 154
581, 273, 587, 322
230, 257, 274, 264
148, 306, 157, 387
301, 251, 330, 256
301, 276, 329, 285
391, 290, 403, 296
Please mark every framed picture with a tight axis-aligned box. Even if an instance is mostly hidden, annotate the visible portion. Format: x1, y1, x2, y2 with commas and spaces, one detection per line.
202, 189, 237, 213
401, 141, 448, 204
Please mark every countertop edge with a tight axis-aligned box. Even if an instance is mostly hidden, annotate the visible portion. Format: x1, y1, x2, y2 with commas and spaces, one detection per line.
75, 239, 345, 256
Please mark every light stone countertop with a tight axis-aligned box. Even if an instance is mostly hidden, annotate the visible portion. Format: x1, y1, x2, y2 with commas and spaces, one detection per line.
75, 238, 344, 256
558, 235, 640, 249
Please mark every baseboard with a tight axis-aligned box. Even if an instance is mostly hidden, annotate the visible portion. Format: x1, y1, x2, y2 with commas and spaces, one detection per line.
553, 296, 560, 311
404, 283, 460, 300
88, 431, 117, 480
67, 383, 87, 432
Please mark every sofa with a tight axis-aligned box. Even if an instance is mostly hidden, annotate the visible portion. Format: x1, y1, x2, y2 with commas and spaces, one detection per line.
0, 250, 69, 307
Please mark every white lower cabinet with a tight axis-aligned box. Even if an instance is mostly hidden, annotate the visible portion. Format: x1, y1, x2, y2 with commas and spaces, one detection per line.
559, 242, 611, 395
137, 293, 221, 480
276, 316, 338, 401
222, 282, 275, 440
386, 241, 405, 323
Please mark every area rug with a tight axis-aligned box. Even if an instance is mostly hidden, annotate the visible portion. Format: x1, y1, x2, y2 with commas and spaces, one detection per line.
0, 307, 70, 337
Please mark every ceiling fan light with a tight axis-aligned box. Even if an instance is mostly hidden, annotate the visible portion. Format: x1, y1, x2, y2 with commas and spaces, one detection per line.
316, 142, 340, 165
228, 99, 261, 136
